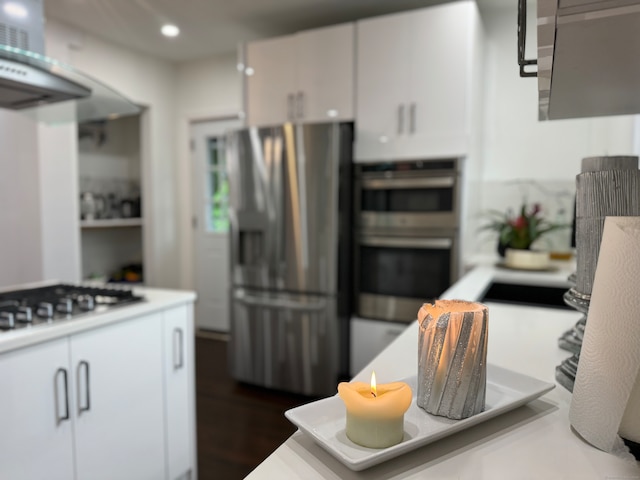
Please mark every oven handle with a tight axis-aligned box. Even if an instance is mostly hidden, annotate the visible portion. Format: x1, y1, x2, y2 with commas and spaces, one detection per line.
359, 236, 452, 249
361, 176, 454, 190
234, 291, 327, 312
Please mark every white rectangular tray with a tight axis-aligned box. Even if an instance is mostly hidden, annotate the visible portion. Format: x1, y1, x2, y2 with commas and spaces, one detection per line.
285, 364, 554, 471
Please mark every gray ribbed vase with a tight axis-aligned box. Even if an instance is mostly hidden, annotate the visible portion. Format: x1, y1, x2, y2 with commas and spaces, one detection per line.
417, 300, 488, 420
556, 155, 640, 391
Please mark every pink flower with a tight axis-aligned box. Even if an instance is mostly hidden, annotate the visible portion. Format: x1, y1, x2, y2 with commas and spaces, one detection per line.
513, 215, 527, 229
530, 203, 541, 216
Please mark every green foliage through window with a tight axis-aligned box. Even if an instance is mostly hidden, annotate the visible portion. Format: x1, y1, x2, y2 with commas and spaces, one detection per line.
206, 138, 229, 233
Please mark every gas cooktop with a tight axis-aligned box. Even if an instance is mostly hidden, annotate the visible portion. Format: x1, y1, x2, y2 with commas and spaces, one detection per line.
0, 284, 144, 331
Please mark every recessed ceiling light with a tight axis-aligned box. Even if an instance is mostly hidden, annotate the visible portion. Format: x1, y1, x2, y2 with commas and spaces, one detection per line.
4, 2, 28, 19
244, 67, 255, 76
161, 24, 180, 37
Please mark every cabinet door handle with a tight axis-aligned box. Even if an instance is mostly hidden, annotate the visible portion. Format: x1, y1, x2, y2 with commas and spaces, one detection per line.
78, 360, 91, 414
296, 91, 304, 119
55, 367, 69, 424
397, 104, 405, 134
287, 94, 295, 121
409, 102, 416, 134
174, 328, 184, 370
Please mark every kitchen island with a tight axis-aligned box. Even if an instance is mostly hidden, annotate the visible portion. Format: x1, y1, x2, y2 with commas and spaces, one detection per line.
247, 263, 640, 479
0, 282, 197, 480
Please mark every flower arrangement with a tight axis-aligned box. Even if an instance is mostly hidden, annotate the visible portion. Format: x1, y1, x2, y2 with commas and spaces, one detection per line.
481, 202, 568, 254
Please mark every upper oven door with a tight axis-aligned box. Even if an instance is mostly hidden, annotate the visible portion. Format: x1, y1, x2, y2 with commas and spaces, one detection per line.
358, 173, 459, 230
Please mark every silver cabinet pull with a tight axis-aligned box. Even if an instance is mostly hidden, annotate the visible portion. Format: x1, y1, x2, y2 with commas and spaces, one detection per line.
409, 102, 416, 134
78, 360, 90, 414
287, 93, 295, 121
296, 91, 304, 119
173, 328, 184, 370
359, 235, 452, 249
361, 176, 454, 190
397, 104, 405, 134
55, 367, 69, 424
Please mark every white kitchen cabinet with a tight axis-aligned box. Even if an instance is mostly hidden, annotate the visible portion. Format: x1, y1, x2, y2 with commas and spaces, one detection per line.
0, 337, 75, 480
71, 313, 165, 480
0, 303, 195, 480
245, 35, 297, 127
245, 23, 354, 126
350, 317, 407, 376
163, 304, 194, 480
355, 1, 481, 162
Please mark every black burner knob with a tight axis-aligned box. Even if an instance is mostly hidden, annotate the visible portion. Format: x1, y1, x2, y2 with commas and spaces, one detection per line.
16, 306, 32, 323
56, 298, 73, 315
78, 295, 95, 311
37, 302, 54, 318
0, 311, 15, 329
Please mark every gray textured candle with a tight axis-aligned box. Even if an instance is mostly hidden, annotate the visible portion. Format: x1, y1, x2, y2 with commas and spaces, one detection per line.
417, 300, 488, 420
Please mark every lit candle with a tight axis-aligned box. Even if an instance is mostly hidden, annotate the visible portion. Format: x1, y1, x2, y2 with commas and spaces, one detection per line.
338, 372, 412, 448
417, 300, 488, 419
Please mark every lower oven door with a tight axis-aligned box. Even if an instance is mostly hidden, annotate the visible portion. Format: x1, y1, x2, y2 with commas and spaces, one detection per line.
356, 234, 458, 322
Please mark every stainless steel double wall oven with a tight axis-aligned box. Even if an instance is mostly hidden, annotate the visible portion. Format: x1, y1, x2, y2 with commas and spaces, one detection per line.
354, 159, 461, 323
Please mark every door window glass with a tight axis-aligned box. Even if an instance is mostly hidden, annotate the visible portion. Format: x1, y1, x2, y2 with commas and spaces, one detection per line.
205, 137, 229, 232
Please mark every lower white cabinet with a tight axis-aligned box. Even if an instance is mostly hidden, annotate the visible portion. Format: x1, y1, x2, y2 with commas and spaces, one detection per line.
163, 304, 194, 480
350, 317, 407, 376
71, 313, 166, 480
0, 303, 195, 480
0, 337, 75, 480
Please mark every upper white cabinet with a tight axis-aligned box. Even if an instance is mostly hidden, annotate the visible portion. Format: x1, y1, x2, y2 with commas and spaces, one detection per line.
245, 23, 355, 126
355, 1, 482, 161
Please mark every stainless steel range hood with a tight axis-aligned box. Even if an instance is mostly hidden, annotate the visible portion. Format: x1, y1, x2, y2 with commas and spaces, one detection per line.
0, 0, 139, 123
537, 0, 640, 121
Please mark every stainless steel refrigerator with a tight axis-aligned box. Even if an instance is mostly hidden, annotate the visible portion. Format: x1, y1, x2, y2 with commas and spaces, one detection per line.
226, 122, 353, 396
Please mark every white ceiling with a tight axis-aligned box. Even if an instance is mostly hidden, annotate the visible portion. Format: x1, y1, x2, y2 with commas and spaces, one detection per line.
43, 0, 510, 63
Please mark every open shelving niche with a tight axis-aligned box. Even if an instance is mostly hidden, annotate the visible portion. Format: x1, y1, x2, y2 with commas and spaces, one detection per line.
78, 114, 145, 284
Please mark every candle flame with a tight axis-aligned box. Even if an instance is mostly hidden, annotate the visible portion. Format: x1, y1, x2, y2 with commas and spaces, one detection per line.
370, 371, 377, 397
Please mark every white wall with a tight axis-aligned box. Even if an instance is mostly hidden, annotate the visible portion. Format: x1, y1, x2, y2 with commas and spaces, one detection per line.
475, 5, 636, 256
0, 111, 43, 287
175, 53, 242, 289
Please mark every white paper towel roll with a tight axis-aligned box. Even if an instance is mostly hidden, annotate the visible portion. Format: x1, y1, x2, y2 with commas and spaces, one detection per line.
569, 216, 640, 453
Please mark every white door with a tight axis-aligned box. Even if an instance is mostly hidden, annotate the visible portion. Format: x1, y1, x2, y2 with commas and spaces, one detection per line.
295, 23, 355, 122
0, 338, 75, 480
191, 118, 241, 332
71, 314, 165, 480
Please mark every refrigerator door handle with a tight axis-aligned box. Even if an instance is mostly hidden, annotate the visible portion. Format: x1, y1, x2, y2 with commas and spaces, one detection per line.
234, 291, 327, 312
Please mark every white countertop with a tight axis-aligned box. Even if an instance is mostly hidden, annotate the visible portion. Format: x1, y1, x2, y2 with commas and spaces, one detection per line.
247, 263, 640, 479
0, 282, 196, 354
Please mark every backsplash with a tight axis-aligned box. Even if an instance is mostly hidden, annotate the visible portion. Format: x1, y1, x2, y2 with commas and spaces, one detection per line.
475, 179, 576, 256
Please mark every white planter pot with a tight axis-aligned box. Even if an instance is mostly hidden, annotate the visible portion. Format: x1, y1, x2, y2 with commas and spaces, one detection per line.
504, 248, 550, 270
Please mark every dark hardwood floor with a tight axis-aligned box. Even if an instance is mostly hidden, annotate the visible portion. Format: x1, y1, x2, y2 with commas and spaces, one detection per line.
195, 336, 315, 479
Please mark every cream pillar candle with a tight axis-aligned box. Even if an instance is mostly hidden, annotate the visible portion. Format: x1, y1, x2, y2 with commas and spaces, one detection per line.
417, 300, 488, 420
338, 372, 412, 449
